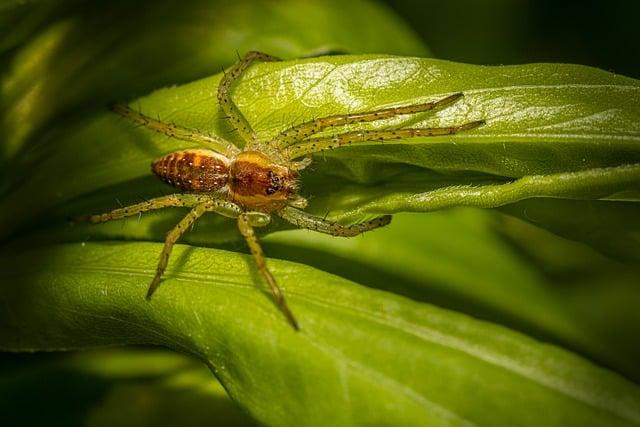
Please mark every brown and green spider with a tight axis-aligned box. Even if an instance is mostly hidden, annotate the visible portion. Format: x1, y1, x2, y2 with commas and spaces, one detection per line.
79, 51, 484, 330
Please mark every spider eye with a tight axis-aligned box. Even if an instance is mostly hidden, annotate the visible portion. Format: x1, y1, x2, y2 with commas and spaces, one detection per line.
266, 169, 284, 196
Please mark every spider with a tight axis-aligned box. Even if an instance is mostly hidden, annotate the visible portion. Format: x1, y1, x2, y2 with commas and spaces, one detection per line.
79, 51, 484, 330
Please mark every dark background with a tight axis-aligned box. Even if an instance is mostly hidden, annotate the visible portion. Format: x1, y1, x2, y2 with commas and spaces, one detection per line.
383, 0, 639, 78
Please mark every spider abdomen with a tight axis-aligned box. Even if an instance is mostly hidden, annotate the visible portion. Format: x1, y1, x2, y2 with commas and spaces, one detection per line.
152, 149, 229, 192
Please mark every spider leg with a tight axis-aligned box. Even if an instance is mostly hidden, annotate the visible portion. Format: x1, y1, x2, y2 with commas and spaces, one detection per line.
237, 212, 299, 330
78, 194, 244, 298
271, 93, 464, 149
218, 51, 280, 144
147, 198, 243, 299
111, 104, 238, 156
279, 206, 391, 237
147, 202, 209, 298
75, 194, 210, 223
284, 120, 485, 160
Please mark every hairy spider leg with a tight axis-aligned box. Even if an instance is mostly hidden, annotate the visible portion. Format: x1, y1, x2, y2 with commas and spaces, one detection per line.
237, 212, 299, 330
279, 206, 391, 237
77, 194, 209, 223
217, 51, 281, 144
111, 104, 237, 155
147, 202, 211, 298
77, 194, 244, 298
284, 120, 485, 160
271, 93, 464, 149
78, 194, 242, 223
147, 199, 246, 298
110, 51, 281, 157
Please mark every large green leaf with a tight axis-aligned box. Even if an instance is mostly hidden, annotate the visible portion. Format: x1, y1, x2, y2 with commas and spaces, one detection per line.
2, 56, 638, 256
1, 242, 639, 426
263, 210, 640, 382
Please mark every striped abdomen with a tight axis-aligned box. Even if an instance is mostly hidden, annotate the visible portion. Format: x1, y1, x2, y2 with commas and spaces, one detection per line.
152, 149, 229, 192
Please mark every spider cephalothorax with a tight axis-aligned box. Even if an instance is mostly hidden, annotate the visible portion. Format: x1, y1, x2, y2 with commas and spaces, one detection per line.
228, 151, 299, 210
81, 51, 484, 329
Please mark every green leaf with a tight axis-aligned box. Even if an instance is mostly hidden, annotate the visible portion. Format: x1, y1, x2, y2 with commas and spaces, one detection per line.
1, 242, 639, 426
2, 56, 638, 257
263, 209, 640, 382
